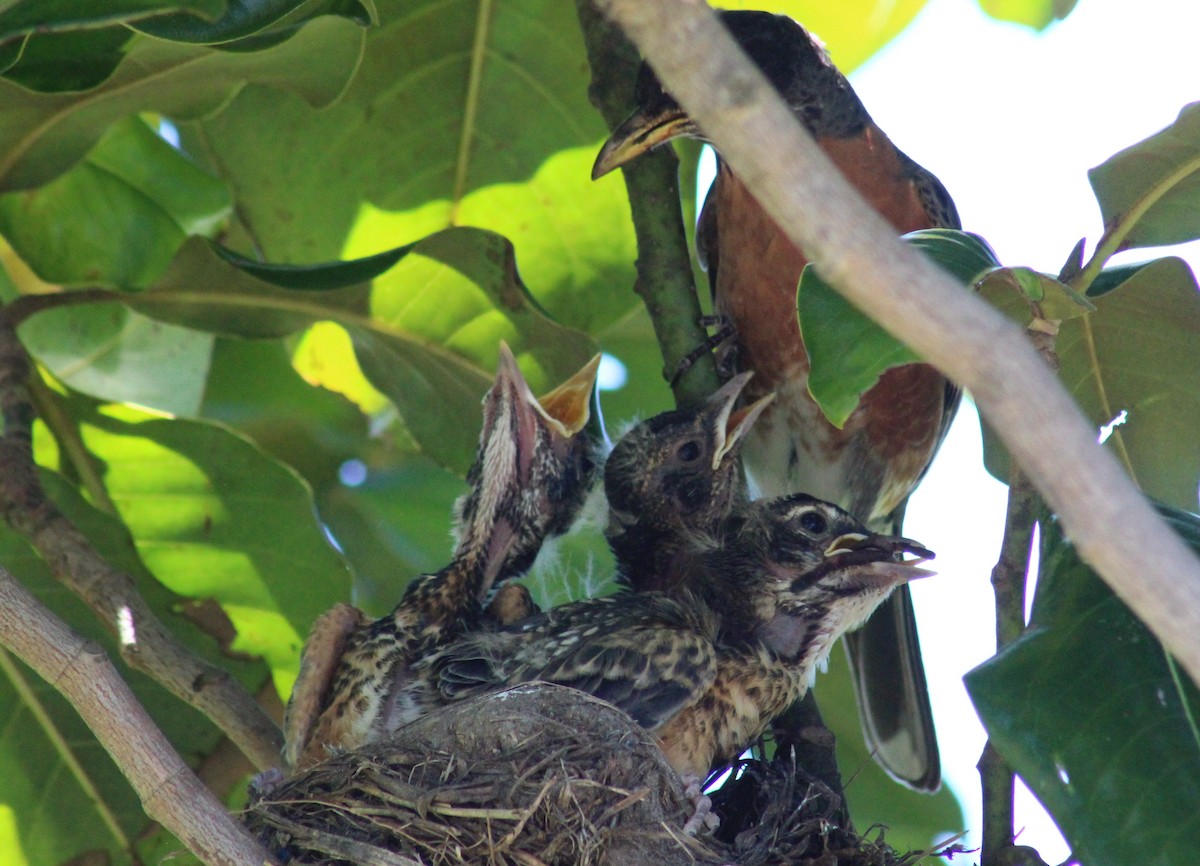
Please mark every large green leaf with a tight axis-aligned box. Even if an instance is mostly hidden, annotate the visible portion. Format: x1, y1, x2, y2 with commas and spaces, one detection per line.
126, 230, 596, 473
0, 0, 225, 44
190, 0, 639, 334
0, 472, 268, 866
0, 116, 230, 415
0, 115, 231, 288
132, 0, 373, 44
0, 14, 364, 191
801, 229, 998, 427
17, 307, 214, 417
1089, 103, 1200, 250
1, 27, 134, 92
980, 257, 1200, 510
32, 396, 352, 694
965, 506, 1200, 866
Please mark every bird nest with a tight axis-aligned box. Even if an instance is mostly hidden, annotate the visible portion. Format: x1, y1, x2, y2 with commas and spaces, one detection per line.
243, 684, 930, 866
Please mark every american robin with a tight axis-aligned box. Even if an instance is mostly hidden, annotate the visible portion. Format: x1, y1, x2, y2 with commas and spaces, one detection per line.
402, 494, 935, 782
282, 344, 602, 772
591, 11, 958, 791
605, 371, 773, 593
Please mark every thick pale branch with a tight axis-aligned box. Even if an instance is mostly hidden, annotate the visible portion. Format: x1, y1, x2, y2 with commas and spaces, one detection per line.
0, 564, 270, 866
594, 0, 1200, 683
0, 320, 283, 769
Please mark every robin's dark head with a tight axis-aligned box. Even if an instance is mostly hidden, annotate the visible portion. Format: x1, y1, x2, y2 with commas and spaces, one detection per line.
455, 344, 602, 591
592, 11, 866, 179
709, 493, 934, 664
605, 373, 773, 589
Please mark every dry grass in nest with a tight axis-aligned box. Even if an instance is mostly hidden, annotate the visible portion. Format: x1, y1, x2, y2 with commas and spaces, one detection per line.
243, 683, 947, 866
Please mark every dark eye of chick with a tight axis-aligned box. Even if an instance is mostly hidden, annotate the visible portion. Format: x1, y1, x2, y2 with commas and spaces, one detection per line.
676, 440, 702, 463
798, 510, 828, 535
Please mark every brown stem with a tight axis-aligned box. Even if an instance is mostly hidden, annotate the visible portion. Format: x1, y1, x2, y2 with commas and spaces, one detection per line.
980, 468, 1038, 865
0, 319, 283, 769
592, 0, 1200, 686
574, 0, 720, 409
0, 564, 272, 866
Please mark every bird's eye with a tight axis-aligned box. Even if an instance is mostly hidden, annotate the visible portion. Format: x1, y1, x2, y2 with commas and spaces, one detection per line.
676, 440, 702, 463
578, 453, 595, 476
798, 510, 828, 535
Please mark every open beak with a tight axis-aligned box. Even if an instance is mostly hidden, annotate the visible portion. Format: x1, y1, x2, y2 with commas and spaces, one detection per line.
820, 532, 937, 587
487, 343, 600, 482
592, 104, 694, 179
536, 353, 601, 437
704, 372, 775, 470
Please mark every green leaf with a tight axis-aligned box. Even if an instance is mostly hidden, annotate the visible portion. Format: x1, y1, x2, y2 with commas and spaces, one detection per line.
976, 266, 1094, 324
975, 0, 1077, 29
33, 397, 353, 694
0, 471, 268, 866
18, 306, 214, 417
980, 257, 1200, 509
1089, 102, 1200, 250
213, 240, 410, 290
0, 0, 225, 44
2, 28, 133, 93
0, 14, 364, 191
130, 229, 597, 474
965, 505, 1200, 866
191, 0, 640, 334
0, 115, 231, 287
132, 0, 373, 44
801, 229, 998, 427
710, 1, 931, 72
1060, 257, 1200, 510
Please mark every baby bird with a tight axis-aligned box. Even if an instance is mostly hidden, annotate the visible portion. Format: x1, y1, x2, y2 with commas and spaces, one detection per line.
283, 344, 601, 772
402, 494, 934, 779
605, 372, 773, 593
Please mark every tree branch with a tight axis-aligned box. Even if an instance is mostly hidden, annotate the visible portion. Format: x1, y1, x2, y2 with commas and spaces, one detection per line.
0, 319, 284, 770
980, 467, 1039, 865
574, 0, 720, 409
592, 0, 1200, 685
0, 563, 271, 866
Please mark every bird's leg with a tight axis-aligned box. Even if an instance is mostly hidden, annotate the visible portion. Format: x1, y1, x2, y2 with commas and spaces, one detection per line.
669, 316, 736, 386
679, 773, 721, 835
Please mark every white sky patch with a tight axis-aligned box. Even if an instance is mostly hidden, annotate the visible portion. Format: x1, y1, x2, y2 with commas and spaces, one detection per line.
597, 352, 628, 391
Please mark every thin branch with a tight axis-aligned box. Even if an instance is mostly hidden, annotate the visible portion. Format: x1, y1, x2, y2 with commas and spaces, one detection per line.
0, 563, 272, 866
0, 319, 283, 769
593, 0, 1200, 686
980, 467, 1039, 865
574, 0, 720, 409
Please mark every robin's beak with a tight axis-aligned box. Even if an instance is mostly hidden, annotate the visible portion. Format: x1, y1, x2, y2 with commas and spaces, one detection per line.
592, 102, 696, 180
469, 346, 600, 583
704, 372, 775, 471
536, 352, 602, 438
487, 344, 600, 486
821, 533, 937, 587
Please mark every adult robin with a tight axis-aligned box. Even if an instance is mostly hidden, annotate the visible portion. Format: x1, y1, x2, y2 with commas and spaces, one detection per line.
282, 344, 601, 772
591, 11, 959, 790
402, 494, 935, 785
605, 371, 773, 593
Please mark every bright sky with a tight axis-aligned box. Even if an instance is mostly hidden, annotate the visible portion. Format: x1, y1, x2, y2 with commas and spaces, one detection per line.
851, 0, 1200, 859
